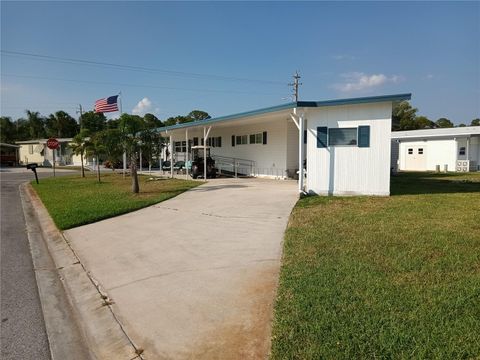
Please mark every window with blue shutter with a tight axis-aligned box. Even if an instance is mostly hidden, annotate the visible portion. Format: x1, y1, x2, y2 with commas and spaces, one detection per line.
358, 125, 370, 148
317, 127, 328, 148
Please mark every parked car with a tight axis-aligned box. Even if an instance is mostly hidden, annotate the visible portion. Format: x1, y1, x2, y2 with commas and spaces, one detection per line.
161, 161, 171, 171
173, 161, 185, 170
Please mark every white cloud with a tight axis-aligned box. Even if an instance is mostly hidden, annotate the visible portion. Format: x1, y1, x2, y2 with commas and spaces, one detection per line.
333, 72, 403, 93
426, 74, 434, 80
132, 97, 155, 116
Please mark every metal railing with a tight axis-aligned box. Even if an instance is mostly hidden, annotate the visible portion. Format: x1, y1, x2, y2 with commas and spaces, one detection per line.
212, 155, 256, 177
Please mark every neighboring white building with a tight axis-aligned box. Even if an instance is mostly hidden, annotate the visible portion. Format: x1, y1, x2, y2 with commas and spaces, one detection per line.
159, 93, 411, 196
16, 138, 91, 167
391, 127, 480, 172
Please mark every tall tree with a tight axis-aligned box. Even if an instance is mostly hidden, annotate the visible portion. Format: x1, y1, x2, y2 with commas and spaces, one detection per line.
96, 129, 123, 172
69, 130, 89, 178
80, 111, 107, 133
187, 110, 211, 122
26, 110, 46, 139
435, 118, 454, 128
119, 114, 144, 193
144, 113, 163, 129
0, 117, 16, 143
415, 116, 435, 129
45, 111, 79, 138
140, 129, 163, 173
471, 118, 480, 126
392, 101, 417, 131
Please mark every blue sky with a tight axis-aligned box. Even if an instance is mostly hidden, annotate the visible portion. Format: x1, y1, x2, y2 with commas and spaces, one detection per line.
1, 1, 479, 124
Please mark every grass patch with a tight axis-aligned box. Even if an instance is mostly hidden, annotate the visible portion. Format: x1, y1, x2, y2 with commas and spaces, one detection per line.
271, 172, 480, 359
32, 173, 199, 230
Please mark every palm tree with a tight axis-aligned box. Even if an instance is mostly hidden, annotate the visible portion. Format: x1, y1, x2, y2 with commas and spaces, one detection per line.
26, 110, 46, 139
85, 133, 105, 182
70, 130, 88, 178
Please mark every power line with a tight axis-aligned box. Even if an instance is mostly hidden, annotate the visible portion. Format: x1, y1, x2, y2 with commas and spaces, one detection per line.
1, 50, 286, 86
1, 73, 285, 96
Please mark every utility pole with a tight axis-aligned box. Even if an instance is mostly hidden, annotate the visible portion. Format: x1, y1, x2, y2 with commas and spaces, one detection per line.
76, 104, 83, 128
288, 71, 302, 102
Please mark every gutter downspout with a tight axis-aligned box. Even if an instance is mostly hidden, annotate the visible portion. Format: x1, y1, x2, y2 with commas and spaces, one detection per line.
292, 107, 307, 195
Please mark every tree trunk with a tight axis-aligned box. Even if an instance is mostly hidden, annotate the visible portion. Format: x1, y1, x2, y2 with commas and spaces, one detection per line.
80, 151, 85, 178
131, 153, 139, 193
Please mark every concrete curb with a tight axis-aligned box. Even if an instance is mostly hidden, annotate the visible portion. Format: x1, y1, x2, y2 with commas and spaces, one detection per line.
20, 183, 143, 360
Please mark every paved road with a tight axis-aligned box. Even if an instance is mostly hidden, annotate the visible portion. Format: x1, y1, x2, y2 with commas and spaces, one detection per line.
0, 167, 75, 360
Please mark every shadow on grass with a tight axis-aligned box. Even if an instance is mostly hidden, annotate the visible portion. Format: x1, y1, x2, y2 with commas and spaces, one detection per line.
391, 172, 480, 196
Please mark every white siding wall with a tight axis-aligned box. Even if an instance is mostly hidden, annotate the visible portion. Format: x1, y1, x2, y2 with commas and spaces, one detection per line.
306, 102, 392, 196
170, 118, 293, 177
399, 139, 456, 171
398, 136, 480, 171
19, 144, 45, 165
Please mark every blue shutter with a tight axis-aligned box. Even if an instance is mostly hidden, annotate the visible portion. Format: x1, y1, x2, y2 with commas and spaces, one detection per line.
317, 127, 328, 148
263, 131, 267, 145
358, 126, 370, 148
231, 135, 235, 147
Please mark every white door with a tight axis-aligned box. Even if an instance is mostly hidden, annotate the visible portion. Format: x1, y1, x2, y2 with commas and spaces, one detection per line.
405, 145, 426, 171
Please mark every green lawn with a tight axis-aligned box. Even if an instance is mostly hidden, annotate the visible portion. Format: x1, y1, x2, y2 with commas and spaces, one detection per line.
32, 173, 199, 230
271, 172, 480, 359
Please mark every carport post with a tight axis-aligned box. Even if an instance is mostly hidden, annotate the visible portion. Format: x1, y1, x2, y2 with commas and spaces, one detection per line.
185, 128, 189, 179
203, 126, 211, 182
170, 135, 174, 178
298, 111, 305, 193
139, 148, 142, 172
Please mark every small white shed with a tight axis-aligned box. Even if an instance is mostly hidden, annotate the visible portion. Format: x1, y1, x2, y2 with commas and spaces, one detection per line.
391, 127, 480, 172
159, 93, 411, 196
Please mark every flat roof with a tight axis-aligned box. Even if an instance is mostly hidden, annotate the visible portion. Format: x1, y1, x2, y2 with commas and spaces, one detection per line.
16, 138, 74, 144
0, 143, 20, 148
157, 93, 411, 132
392, 126, 480, 139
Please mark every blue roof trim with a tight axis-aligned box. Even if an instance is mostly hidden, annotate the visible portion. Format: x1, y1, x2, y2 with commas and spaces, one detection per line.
156, 93, 411, 132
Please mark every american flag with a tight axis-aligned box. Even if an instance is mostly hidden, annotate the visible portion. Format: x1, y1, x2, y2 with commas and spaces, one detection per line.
94, 95, 119, 113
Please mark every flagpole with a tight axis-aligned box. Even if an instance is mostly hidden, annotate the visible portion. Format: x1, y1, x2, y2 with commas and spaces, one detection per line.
119, 91, 127, 179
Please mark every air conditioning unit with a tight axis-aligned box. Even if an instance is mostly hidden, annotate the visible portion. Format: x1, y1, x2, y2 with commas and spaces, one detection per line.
456, 160, 477, 172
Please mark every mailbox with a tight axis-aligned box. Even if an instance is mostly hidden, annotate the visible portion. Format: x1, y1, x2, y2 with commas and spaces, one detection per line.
26, 163, 39, 184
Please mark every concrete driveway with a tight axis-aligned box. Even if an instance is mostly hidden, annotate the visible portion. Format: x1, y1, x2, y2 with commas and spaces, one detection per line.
65, 178, 298, 359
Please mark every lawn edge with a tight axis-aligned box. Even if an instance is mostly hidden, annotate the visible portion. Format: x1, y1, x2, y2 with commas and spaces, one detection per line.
21, 183, 144, 360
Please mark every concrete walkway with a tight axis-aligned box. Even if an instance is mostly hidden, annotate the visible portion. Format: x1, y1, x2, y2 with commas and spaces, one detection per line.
64, 178, 298, 359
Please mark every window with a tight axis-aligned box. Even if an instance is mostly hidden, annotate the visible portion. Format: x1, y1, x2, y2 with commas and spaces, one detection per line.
205, 137, 221, 147
174, 141, 187, 152
328, 128, 357, 146
236, 135, 248, 145
459, 147, 466, 155
249, 133, 263, 144
28, 144, 34, 154
408, 148, 413, 154
193, 137, 198, 146
418, 148, 424, 155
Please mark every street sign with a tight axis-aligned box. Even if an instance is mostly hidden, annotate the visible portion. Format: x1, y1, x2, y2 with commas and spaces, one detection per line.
47, 138, 59, 150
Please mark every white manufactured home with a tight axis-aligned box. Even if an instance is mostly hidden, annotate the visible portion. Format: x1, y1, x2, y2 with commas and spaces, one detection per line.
159, 93, 411, 196
391, 127, 480, 172
16, 138, 91, 167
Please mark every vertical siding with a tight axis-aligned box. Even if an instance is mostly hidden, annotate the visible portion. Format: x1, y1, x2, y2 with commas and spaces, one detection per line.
18, 144, 45, 165
306, 102, 392, 195
399, 139, 457, 171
